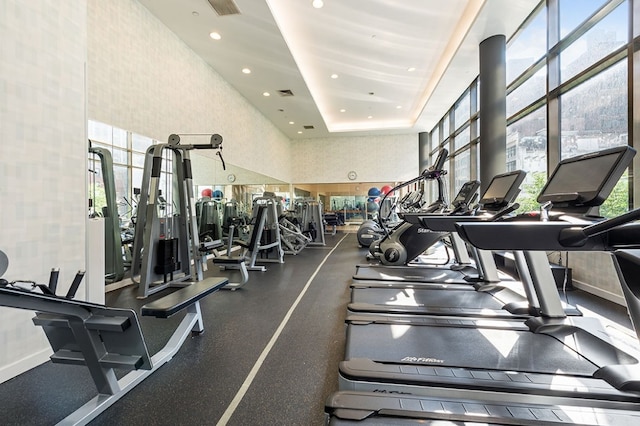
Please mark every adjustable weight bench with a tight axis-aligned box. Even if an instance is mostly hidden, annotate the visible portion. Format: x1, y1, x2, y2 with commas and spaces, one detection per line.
210, 256, 249, 289
0, 275, 228, 426
210, 223, 252, 289
211, 204, 269, 285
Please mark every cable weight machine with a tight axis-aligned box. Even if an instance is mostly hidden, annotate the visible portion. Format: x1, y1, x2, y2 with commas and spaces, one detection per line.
131, 133, 224, 298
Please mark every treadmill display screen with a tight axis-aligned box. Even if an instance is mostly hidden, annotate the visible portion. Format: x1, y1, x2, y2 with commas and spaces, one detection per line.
478, 170, 526, 208
538, 146, 635, 207
452, 180, 479, 205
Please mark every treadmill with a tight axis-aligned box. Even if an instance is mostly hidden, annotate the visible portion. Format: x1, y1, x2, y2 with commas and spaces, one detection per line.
350, 170, 564, 319
340, 146, 640, 409
353, 170, 526, 285
325, 388, 640, 425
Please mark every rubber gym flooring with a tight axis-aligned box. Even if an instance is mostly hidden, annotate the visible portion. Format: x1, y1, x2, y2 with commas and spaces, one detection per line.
0, 231, 634, 425
0, 231, 359, 425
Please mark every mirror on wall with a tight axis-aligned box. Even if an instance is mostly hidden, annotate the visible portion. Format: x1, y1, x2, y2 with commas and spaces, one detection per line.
293, 182, 402, 225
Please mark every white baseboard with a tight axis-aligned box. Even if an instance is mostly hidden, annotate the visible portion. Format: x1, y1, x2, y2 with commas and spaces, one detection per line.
0, 347, 51, 385
572, 279, 626, 307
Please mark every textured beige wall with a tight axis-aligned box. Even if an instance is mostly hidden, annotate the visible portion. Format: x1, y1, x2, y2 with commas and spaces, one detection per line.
565, 252, 625, 305
0, 0, 87, 382
87, 0, 292, 183
291, 134, 419, 183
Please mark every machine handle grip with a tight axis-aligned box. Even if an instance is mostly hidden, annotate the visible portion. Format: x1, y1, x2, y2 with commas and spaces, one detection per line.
490, 203, 519, 221
48, 268, 60, 295
65, 270, 86, 299
559, 207, 640, 247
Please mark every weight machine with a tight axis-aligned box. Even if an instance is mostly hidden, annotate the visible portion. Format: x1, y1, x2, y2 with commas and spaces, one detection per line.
88, 144, 125, 283
249, 193, 285, 265
297, 200, 326, 246
131, 133, 225, 298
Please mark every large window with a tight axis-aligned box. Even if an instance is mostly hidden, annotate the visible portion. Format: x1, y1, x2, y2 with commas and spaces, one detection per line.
559, 0, 608, 39
560, 59, 629, 217
454, 125, 470, 152
417, 1, 634, 216
131, 133, 154, 200
88, 120, 161, 220
430, 125, 440, 152
506, 66, 546, 117
442, 113, 450, 139
428, 80, 479, 203
454, 92, 470, 131
560, 59, 627, 158
507, 107, 547, 211
506, 3, 547, 83
504, 0, 632, 215
88, 121, 131, 218
560, 0, 628, 83
453, 149, 471, 192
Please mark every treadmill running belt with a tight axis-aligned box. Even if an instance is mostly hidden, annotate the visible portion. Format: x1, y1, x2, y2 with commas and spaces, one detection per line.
346, 324, 597, 375
353, 266, 472, 283
350, 287, 507, 311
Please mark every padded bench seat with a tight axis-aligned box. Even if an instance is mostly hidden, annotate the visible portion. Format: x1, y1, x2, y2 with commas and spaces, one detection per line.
0, 273, 228, 425
199, 239, 224, 252
141, 277, 228, 318
211, 256, 245, 264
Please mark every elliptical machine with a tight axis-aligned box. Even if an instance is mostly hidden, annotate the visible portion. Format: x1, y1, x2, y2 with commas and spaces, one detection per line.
369, 148, 450, 265
356, 190, 400, 248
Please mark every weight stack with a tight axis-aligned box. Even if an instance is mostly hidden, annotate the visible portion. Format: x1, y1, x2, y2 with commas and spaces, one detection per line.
155, 238, 180, 274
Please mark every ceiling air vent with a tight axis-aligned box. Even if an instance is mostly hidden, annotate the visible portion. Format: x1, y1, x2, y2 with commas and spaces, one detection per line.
207, 0, 241, 16
277, 89, 294, 97
303, 125, 315, 130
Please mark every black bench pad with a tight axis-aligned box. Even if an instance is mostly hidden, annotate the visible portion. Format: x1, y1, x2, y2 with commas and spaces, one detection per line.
199, 239, 224, 252
211, 256, 245, 264
141, 277, 228, 318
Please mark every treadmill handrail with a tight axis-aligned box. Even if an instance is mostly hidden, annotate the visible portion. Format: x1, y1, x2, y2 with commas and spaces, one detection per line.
559, 207, 640, 247
418, 204, 519, 232
455, 213, 640, 252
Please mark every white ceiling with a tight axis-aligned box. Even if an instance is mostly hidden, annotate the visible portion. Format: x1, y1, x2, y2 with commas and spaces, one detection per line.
137, 0, 539, 140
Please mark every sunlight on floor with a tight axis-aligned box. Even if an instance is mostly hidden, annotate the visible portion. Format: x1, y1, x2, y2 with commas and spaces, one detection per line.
390, 323, 412, 339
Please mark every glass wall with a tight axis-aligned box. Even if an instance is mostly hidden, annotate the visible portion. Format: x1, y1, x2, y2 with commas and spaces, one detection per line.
429, 81, 479, 201
560, 59, 627, 158
88, 120, 158, 221
428, 0, 635, 218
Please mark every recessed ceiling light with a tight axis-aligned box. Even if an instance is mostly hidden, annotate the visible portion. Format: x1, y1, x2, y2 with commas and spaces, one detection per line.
340, 109, 346, 113
407, 67, 416, 72
298, 131, 303, 134
331, 74, 338, 79
192, 11, 200, 17
263, 92, 271, 97
396, 105, 402, 109
312, 0, 324, 9
289, 121, 295, 125
367, 116, 373, 119
209, 32, 221, 40
242, 68, 251, 74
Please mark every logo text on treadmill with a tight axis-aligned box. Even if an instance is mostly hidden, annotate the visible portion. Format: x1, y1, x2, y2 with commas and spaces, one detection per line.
372, 389, 411, 394
401, 356, 444, 363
